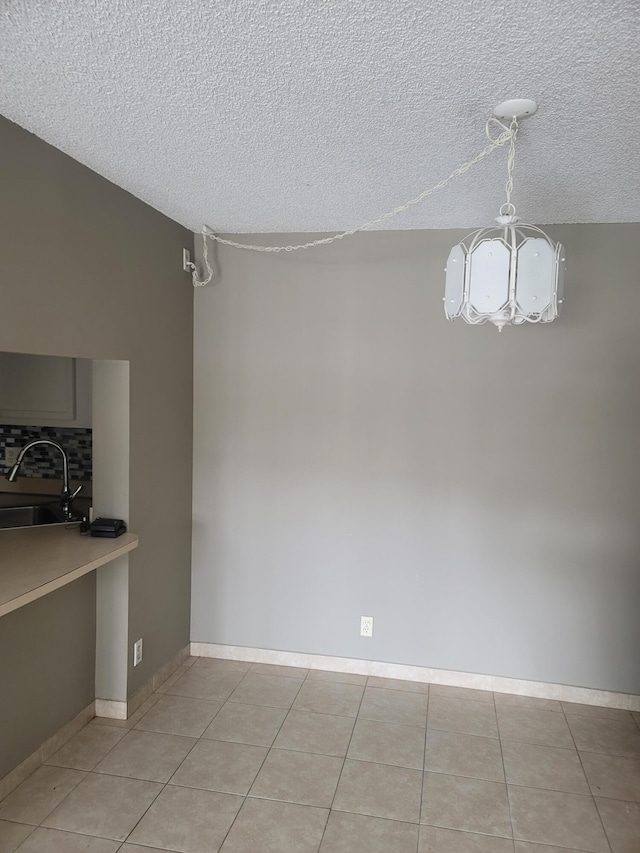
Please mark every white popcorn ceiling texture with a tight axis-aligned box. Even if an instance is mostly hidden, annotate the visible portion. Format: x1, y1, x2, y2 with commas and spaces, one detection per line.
1, 0, 639, 233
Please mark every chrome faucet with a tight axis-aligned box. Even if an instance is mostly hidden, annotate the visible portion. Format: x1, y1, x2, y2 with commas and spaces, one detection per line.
6, 439, 83, 521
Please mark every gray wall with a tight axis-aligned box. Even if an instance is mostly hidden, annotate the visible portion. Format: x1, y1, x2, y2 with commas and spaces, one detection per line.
192, 226, 640, 695
0, 116, 193, 777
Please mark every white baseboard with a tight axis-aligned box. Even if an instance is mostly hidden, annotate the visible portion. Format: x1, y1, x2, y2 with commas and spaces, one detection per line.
191, 642, 640, 712
94, 699, 128, 720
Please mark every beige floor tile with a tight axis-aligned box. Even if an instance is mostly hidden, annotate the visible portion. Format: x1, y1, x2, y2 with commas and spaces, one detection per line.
154, 664, 192, 693
496, 705, 574, 748
494, 693, 562, 712
428, 696, 498, 738
0, 765, 86, 825
90, 715, 135, 730
424, 729, 504, 782
429, 685, 494, 703
419, 825, 514, 852
347, 718, 425, 769
183, 655, 199, 666
15, 827, 121, 852
305, 670, 368, 687
508, 786, 609, 852
292, 682, 364, 717
228, 673, 304, 709
595, 797, 640, 853
501, 740, 589, 793
0, 820, 34, 853
134, 693, 222, 737
42, 774, 161, 842
319, 811, 419, 853
127, 785, 242, 853
20, 667, 640, 853
632, 711, 640, 728
249, 748, 343, 807
359, 687, 428, 727
132, 693, 162, 714
193, 657, 252, 672
170, 738, 267, 794
166, 667, 246, 702
44, 724, 127, 771
201, 701, 287, 746
219, 798, 328, 853
122, 846, 184, 853
567, 716, 640, 758
581, 751, 640, 801
274, 710, 355, 757
94, 729, 196, 782
421, 772, 511, 836
562, 702, 634, 721
332, 759, 422, 822
366, 676, 430, 694
250, 662, 310, 678
514, 844, 593, 853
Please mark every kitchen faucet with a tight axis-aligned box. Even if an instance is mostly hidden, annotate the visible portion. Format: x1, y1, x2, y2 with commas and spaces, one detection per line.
6, 439, 83, 521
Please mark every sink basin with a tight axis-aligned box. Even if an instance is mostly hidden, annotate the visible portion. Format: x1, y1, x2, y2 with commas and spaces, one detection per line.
0, 504, 66, 530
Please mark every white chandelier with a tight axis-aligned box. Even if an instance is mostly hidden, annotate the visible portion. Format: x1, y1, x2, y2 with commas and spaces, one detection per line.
444, 99, 565, 331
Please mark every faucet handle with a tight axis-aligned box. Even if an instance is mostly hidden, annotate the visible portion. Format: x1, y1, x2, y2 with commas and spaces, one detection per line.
71, 484, 83, 499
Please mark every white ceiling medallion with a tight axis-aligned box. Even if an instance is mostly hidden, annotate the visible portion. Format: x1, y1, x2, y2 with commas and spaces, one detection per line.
444, 100, 565, 331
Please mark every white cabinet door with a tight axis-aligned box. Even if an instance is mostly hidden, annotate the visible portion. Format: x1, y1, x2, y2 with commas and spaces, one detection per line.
0, 353, 75, 421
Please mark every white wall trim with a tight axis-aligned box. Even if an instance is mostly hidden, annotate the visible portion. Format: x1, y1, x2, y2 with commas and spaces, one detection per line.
94, 699, 127, 720
191, 642, 640, 712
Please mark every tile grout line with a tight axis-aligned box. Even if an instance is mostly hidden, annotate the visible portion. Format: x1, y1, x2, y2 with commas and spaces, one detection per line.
204, 660, 310, 853
561, 703, 613, 853
418, 687, 431, 846
314, 673, 370, 851
494, 690, 518, 853
20, 768, 89, 837
115, 659, 256, 849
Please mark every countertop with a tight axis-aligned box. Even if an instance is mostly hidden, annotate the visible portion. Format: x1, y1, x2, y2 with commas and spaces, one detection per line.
0, 525, 138, 617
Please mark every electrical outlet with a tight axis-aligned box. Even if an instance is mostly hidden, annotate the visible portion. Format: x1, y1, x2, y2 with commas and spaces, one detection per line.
360, 615, 374, 638
133, 638, 143, 666
5, 447, 19, 467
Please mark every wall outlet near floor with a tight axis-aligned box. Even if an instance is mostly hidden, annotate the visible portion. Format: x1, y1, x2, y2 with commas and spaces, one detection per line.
5, 447, 19, 467
133, 638, 143, 666
360, 615, 374, 638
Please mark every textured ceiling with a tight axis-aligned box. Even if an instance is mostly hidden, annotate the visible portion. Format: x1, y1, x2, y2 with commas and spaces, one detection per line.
2, 0, 639, 233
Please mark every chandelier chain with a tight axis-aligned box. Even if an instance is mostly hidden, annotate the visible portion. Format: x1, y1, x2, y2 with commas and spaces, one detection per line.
504, 117, 518, 212
192, 116, 516, 286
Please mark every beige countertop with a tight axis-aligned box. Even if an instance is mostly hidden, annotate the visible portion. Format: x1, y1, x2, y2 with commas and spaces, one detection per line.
0, 525, 138, 617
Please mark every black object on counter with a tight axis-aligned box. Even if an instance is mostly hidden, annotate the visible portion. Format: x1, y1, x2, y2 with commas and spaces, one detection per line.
90, 517, 127, 538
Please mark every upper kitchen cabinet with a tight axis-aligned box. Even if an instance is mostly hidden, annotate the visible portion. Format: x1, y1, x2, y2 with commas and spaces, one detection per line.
0, 352, 92, 428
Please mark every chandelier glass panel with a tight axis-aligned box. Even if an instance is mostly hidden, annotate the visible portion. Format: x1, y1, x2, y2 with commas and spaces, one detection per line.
444, 101, 565, 331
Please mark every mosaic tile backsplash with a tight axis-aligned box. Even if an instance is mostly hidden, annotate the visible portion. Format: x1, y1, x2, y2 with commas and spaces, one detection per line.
0, 425, 92, 481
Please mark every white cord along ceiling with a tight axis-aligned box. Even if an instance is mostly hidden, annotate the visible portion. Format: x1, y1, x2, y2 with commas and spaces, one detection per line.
1, 0, 639, 233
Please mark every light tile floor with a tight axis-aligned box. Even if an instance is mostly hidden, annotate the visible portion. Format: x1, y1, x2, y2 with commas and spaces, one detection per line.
1, 658, 639, 852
